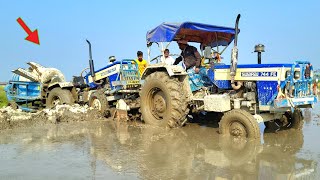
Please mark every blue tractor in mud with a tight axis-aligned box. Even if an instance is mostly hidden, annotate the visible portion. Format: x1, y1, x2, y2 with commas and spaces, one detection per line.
140, 14, 318, 138
74, 40, 141, 116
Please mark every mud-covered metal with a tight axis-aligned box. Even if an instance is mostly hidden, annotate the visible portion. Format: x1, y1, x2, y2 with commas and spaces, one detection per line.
5, 62, 73, 111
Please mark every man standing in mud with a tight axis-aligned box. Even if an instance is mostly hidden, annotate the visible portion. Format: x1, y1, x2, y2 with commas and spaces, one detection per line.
173, 39, 201, 73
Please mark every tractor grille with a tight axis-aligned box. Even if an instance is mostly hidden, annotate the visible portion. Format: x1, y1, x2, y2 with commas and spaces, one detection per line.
285, 61, 314, 98
120, 61, 141, 89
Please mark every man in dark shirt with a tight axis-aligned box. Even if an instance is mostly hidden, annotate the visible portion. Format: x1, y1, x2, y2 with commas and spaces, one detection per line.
173, 39, 202, 73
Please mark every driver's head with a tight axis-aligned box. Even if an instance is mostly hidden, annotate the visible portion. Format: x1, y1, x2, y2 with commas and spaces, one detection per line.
177, 39, 188, 50
164, 49, 169, 58
137, 51, 143, 61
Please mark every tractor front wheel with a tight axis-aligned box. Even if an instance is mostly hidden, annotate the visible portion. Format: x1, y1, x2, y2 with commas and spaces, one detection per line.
89, 91, 110, 117
219, 109, 260, 139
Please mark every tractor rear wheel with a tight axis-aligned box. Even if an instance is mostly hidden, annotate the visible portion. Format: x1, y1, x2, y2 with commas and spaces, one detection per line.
219, 109, 260, 139
140, 72, 188, 128
46, 88, 74, 108
89, 91, 110, 117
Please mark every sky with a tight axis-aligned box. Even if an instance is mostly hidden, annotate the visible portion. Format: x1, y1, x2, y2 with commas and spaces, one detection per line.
1, 0, 319, 81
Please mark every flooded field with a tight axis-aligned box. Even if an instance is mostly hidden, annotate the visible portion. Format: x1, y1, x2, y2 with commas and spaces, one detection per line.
1, 105, 320, 179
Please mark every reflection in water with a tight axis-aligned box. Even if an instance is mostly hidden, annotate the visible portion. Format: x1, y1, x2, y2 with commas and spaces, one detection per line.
0, 121, 318, 180
304, 108, 312, 124
88, 122, 317, 180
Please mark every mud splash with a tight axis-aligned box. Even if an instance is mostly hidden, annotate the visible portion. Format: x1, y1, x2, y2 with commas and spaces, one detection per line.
0, 104, 104, 131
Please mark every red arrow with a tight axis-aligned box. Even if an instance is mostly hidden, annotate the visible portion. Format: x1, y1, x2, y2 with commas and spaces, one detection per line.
17, 17, 40, 45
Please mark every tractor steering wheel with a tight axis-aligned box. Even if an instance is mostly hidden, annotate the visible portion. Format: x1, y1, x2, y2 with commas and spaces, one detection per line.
80, 67, 90, 78
151, 54, 180, 63
81, 67, 103, 85
150, 55, 162, 63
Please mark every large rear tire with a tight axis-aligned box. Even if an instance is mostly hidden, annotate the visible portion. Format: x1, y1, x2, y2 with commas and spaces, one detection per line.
89, 91, 110, 117
219, 109, 260, 139
140, 72, 188, 127
46, 88, 74, 108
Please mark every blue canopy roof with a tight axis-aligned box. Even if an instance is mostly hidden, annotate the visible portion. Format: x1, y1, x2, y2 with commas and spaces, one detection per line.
146, 22, 237, 47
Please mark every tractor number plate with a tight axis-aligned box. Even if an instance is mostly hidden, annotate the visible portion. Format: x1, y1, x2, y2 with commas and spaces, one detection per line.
127, 80, 140, 84
241, 71, 277, 77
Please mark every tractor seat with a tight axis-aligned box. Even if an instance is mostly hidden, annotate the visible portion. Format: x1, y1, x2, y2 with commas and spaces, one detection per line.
72, 76, 87, 88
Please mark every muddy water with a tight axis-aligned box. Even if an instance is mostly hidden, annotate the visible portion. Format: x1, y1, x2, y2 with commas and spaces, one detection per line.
1, 108, 320, 180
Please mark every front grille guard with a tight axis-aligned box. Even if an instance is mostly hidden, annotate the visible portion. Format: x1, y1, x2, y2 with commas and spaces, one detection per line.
267, 61, 316, 106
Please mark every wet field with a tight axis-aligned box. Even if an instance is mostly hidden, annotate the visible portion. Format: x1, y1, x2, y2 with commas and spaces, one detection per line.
1, 105, 320, 180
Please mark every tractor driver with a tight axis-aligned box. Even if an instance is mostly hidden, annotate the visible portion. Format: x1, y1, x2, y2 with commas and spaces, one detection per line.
174, 39, 213, 91
173, 39, 202, 73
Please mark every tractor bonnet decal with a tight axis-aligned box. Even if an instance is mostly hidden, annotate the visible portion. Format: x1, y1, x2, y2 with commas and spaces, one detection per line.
241, 72, 277, 77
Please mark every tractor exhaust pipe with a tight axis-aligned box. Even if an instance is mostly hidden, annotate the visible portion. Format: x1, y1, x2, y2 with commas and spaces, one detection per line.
230, 14, 242, 90
233, 14, 240, 47
86, 39, 95, 78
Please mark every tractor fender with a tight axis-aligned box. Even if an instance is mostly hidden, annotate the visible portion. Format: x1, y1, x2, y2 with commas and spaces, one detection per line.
141, 64, 193, 102
141, 64, 187, 80
46, 82, 78, 102
48, 82, 74, 90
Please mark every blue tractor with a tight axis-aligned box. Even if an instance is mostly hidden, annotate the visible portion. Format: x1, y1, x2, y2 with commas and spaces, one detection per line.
140, 14, 318, 138
74, 40, 141, 116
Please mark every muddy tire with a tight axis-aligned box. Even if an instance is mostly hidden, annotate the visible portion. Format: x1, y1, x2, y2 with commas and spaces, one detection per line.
219, 109, 260, 139
140, 72, 188, 128
89, 91, 110, 117
287, 109, 304, 130
46, 88, 74, 108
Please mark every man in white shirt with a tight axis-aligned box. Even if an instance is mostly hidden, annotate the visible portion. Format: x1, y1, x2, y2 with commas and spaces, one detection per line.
161, 49, 175, 65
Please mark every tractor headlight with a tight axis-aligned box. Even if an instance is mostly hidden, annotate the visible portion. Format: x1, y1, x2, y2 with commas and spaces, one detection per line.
285, 70, 291, 78
122, 65, 128, 70
294, 71, 300, 79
